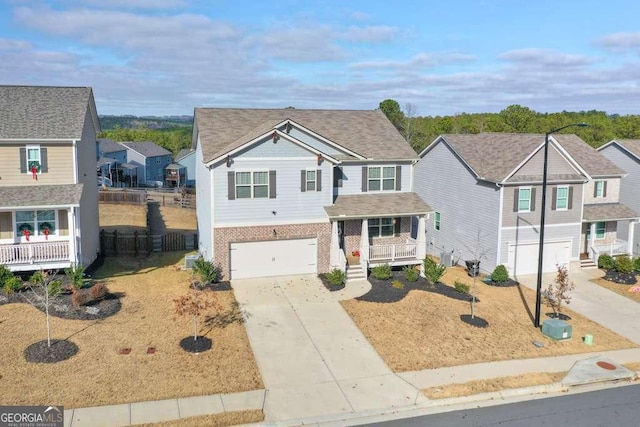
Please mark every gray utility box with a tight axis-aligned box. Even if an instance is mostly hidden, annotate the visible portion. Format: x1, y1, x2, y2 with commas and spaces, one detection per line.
542, 319, 572, 340
184, 254, 199, 269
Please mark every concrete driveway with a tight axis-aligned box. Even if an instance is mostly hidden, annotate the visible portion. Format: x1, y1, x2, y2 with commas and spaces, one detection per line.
232, 275, 425, 421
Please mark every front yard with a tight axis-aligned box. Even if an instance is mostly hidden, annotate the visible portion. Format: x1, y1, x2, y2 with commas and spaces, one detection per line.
0, 253, 263, 408
341, 266, 637, 372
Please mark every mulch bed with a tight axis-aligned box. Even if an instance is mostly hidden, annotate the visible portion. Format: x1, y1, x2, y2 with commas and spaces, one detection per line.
483, 278, 519, 287
602, 270, 638, 285
180, 336, 212, 353
318, 274, 346, 292
460, 314, 489, 328
24, 339, 79, 363
360, 271, 477, 303
196, 281, 232, 292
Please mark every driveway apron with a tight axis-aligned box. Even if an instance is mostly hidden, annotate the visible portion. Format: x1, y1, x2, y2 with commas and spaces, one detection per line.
232, 275, 424, 421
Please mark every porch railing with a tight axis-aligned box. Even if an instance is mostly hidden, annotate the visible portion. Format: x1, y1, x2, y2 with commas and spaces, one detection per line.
0, 241, 70, 266
590, 239, 629, 261
369, 243, 418, 262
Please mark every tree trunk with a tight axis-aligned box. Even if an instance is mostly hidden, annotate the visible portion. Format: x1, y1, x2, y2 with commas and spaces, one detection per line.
45, 297, 51, 347
193, 315, 198, 340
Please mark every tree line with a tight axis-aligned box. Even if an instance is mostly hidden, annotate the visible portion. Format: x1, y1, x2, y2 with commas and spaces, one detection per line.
99, 126, 192, 155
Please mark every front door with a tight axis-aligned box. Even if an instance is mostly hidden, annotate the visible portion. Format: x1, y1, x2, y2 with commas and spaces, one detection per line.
337, 221, 345, 250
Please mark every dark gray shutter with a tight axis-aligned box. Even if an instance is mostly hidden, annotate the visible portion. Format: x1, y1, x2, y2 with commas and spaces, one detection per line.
334, 167, 343, 188
593, 183, 598, 198
530, 188, 536, 212
316, 170, 322, 191
40, 148, 48, 173
395, 217, 401, 236
513, 188, 519, 212
227, 172, 235, 200
361, 167, 368, 192
300, 170, 306, 192
19, 148, 27, 173
603, 181, 608, 197
269, 170, 276, 199
395, 165, 402, 191
568, 186, 573, 210
552, 187, 557, 210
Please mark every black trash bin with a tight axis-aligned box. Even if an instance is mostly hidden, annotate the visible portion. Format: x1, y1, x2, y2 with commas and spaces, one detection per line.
465, 260, 480, 277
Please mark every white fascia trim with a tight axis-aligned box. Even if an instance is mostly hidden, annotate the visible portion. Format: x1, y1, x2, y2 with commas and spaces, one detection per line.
496, 185, 504, 266
506, 237, 574, 246
231, 157, 329, 162
340, 158, 419, 163
206, 129, 340, 167
2, 204, 80, 210
501, 222, 582, 231
502, 139, 586, 183
214, 218, 330, 228
547, 136, 592, 179
274, 119, 366, 160
72, 140, 78, 183
599, 140, 640, 163
0, 138, 74, 142
419, 136, 483, 180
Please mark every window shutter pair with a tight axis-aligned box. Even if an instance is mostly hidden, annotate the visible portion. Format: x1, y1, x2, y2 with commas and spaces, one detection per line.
227, 171, 276, 199
512, 188, 536, 212
300, 169, 322, 192
360, 165, 402, 192
593, 181, 607, 197
551, 187, 574, 210
19, 147, 48, 173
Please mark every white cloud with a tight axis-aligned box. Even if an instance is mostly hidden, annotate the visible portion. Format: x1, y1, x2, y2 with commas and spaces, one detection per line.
499, 49, 597, 68
351, 52, 475, 70
597, 32, 640, 53
340, 25, 397, 43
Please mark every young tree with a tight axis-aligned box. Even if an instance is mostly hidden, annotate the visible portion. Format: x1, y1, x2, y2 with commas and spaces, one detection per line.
23, 270, 63, 347
543, 265, 575, 318
463, 231, 491, 319
173, 287, 222, 341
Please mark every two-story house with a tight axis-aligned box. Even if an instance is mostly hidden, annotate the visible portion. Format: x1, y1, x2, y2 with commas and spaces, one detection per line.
120, 141, 172, 186
415, 133, 637, 278
0, 85, 101, 272
175, 148, 195, 187
597, 139, 640, 256
97, 138, 127, 187
193, 108, 432, 280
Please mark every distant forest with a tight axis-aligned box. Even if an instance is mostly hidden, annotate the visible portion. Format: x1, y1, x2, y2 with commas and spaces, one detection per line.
99, 103, 640, 156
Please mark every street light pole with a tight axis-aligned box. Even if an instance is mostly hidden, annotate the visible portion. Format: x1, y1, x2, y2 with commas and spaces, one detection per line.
534, 123, 589, 328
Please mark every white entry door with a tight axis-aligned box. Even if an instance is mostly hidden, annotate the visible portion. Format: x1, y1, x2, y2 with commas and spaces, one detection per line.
230, 238, 317, 279
508, 240, 571, 277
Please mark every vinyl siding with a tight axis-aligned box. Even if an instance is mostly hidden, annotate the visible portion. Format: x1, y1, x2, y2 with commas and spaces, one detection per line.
583, 178, 620, 204
195, 137, 213, 259
600, 146, 640, 211
500, 223, 581, 264
415, 141, 500, 273
283, 127, 345, 156
125, 149, 147, 183
236, 135, 313, 158
58, 209, 69, 236
177, 151, 196, 186
502, 183, 583, 227
507, 144, 579, 180
0, 211, 12, 239
337, 162, 413, 195
0, 143, 74, 185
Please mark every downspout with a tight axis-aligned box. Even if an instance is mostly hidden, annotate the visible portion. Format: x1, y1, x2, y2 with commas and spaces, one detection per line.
72, 140, 79, 184
495, 182, 504, 270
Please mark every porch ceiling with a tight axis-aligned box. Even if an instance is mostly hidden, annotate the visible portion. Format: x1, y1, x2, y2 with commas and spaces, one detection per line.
324, 192, 432, 219
0, 184, 83, 209
583, 203, 639, 222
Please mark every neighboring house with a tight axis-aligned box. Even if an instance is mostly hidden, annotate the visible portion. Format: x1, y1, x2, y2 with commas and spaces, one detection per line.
0, 85, 101, 272
97, 138, 128, 187
597, 139, 640, 256
120, 141, 172, 186
175, 148, 196, 187
415, 133, 637, 278
193, 108, 432, 280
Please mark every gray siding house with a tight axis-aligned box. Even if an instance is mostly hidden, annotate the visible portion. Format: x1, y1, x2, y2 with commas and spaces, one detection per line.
597, 139, 640, 256
121, 141, 172, 186
175, 148, 195, 187
193, 108, 432, 280
415, 133, 636, 278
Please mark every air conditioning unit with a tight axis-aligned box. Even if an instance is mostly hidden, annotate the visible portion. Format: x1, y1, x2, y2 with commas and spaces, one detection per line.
542, 319, 572, 340
440, 252, 453, 267
184, 255, 200, 269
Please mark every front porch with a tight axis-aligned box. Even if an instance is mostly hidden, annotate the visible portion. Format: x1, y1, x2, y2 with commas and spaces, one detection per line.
582, 203, 639, 262
0, 240, 73, 271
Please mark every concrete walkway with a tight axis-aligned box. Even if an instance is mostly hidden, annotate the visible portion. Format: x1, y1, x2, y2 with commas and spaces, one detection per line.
232, 275, 425, 421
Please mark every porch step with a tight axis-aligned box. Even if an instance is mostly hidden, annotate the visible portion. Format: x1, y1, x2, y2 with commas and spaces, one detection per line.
346, 264, 367, 282
580, 259, 598, 269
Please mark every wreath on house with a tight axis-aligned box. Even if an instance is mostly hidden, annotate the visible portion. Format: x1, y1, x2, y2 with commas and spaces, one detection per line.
29, 160, 41, 173
18, 223, 34, 233
39, 222, 53, 233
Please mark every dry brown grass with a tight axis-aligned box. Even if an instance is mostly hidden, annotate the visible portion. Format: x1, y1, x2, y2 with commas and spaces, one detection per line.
147, 410, 264, 427
624, 362, 640, 372
0, 253, 262, 408
156, 205, 197, 233
99, 202, 148, 233
591, 277, 640, 303
341, 266, 637, 372
423, 372, 566, 399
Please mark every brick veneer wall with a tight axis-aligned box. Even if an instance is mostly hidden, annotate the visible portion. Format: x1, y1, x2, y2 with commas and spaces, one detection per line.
343, 217, 412, 255
214, 222, 332, 279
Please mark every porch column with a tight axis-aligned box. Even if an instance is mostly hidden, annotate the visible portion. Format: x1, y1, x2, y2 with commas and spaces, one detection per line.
329, 220, 340, 269
68, 208, 77, 264
360, 219, 369, 261
416, 216, 426, 260
589, 222, 596, 259
628, 221, 637, 256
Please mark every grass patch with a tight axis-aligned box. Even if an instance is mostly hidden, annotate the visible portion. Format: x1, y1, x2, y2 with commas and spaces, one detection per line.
0, 253, 262, 408
591, 277, 640, 303
423, 372, 566, 399
99, 203, 148, 233
341, 266, 637, 371
149, 410, 264, 427
623, 362, 640, 372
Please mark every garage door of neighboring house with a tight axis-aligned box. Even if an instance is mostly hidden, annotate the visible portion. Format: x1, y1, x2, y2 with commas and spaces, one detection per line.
229, 238, 317, 279
507, 240, 571, 277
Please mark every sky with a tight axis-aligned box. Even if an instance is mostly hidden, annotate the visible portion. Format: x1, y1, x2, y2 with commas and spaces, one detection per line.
1, 0, 639, 116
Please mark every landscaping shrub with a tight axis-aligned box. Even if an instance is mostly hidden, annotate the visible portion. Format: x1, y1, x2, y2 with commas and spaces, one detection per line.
371, 264, 392, 280
634, 257, 640, 272
3, 276, 23, 294
64, 263, 85, 289
90, 282, 109, 300
424, 256, 446, 284
30, 271, 44, 286
454, 280, 470, 294
598, 254, 615, 270
192, 257, 221, 284
71, 283, 109, 308
403, 265, 419, 282
326, 269, 346, 286
615, 255, 634, 274
0, 265, 13, 287
391, 280, 404, 289
491, 265, 509, 282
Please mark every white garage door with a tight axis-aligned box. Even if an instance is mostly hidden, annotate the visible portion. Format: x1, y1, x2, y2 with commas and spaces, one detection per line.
230, 238, 317, 279
508, 240, 571, 277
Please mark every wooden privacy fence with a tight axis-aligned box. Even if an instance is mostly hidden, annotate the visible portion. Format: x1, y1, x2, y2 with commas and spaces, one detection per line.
99, 190, 147, 205
100, 230, 198, 256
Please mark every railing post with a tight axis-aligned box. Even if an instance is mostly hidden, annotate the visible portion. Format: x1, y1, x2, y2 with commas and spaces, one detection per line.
391, 245, 396, 261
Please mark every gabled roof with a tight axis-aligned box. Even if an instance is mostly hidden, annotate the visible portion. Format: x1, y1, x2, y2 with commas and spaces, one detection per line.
0, 184, 83, 208
194, 108, 417, 163
98, 138, 125, 154
121, 141, 172, 158
0, 86, 100, 139
420, 133, 623, 183
598, 139, 640, 162
175, 148, 194, 161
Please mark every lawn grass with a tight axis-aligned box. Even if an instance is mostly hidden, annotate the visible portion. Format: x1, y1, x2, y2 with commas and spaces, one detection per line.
156, 205, 197, 233
591, 277, 640, 303
0, 253, 262, 408
99, 202, 148, 233
148, 410, 264, 427
341, 266, 637, 372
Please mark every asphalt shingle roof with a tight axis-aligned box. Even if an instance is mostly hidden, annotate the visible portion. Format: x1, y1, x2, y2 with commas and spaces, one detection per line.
0, 184, 84, 208
324, 193, 432, 218
121, 141, 172, 158
0, 86, 96, 139
194, 108, 417, 162
607, 139, 640, 161
175, 148, 194, 161
554, 134, 625, 177
583, 203, 638, 221
98, 138, 125, 154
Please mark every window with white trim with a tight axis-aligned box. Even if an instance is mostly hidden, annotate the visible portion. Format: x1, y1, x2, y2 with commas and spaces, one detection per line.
236, 171, 269, 199
434, 212, 441, 231
556, 186, 569, 210
368, 166, 395, 191
26, 145, 41, 173
15, 210, 56, 236
368, 218, 394, 237
518, 188, 532, 212
306, 170, 316, 191
594, 181, 605, 198
587, 222, 606, 240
